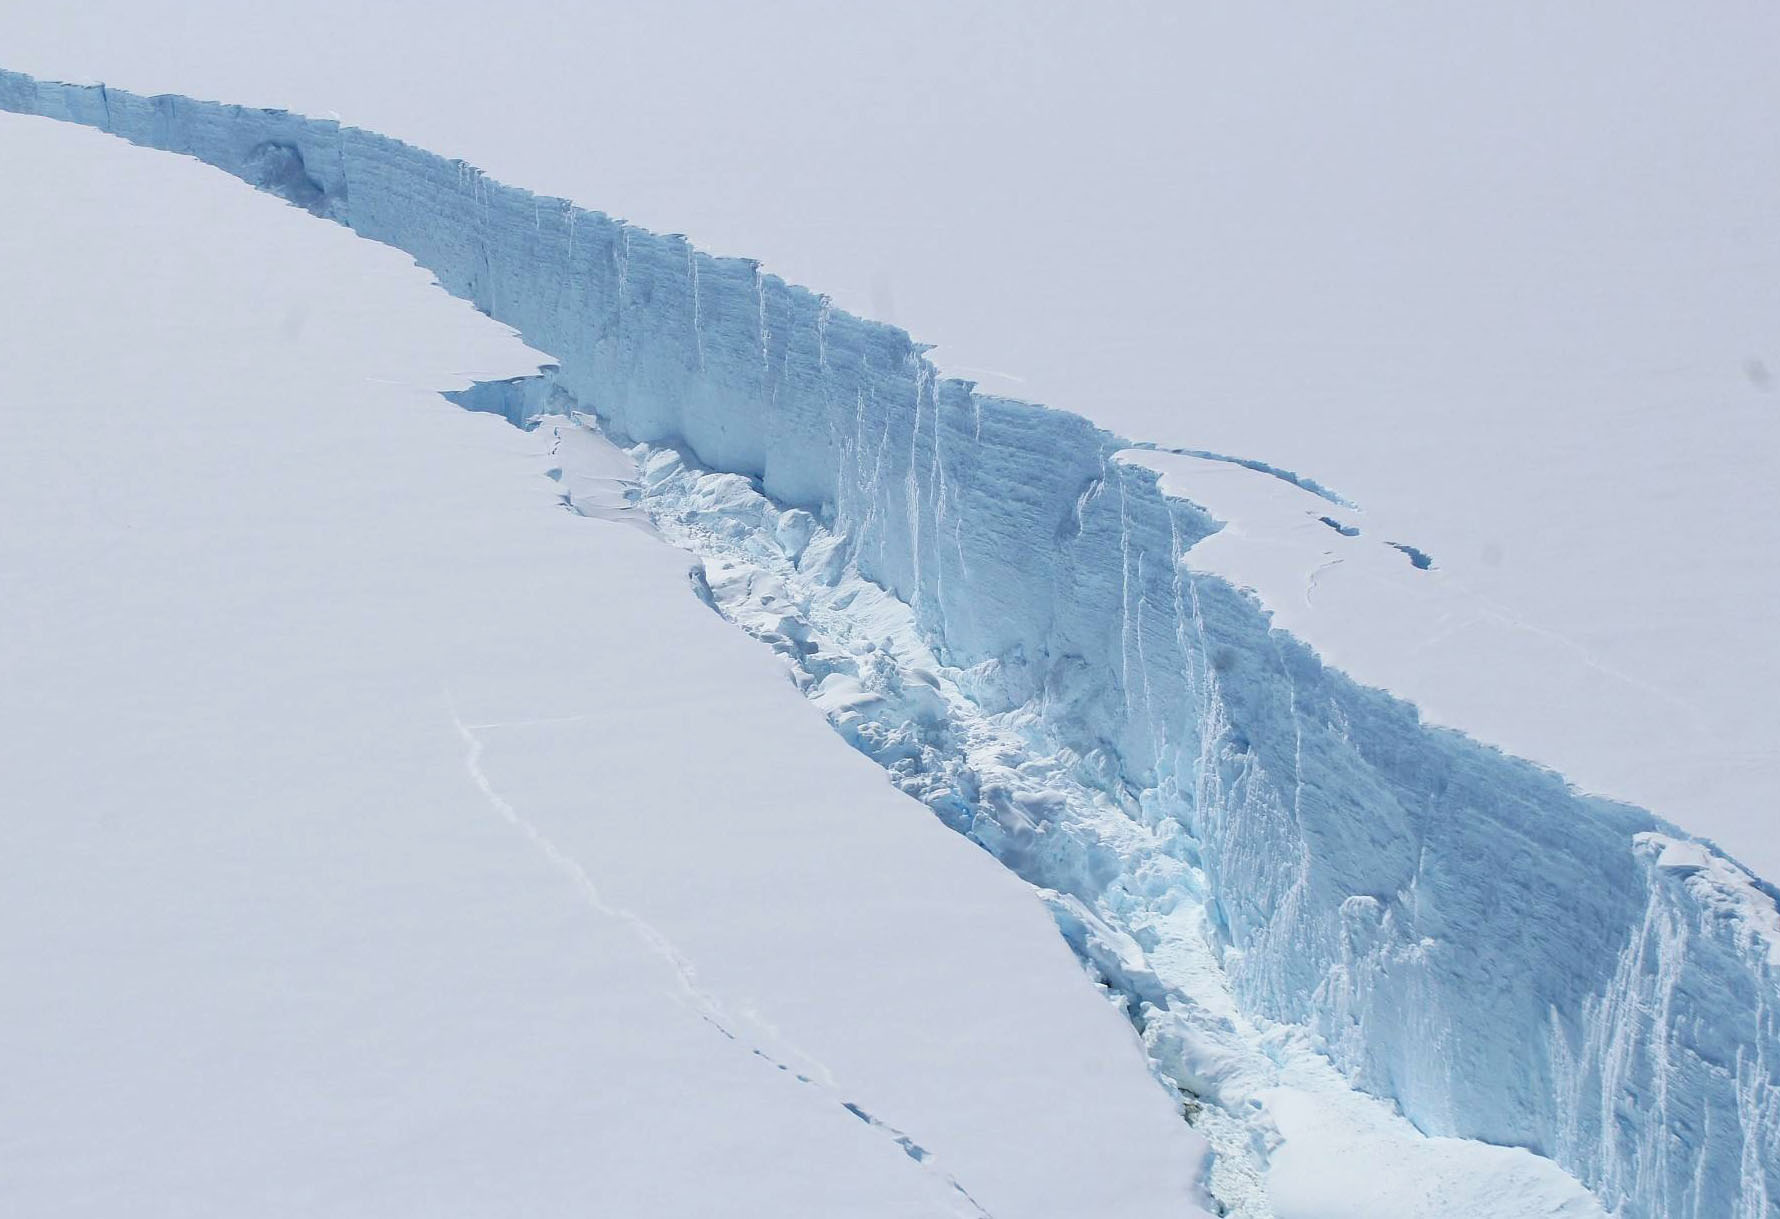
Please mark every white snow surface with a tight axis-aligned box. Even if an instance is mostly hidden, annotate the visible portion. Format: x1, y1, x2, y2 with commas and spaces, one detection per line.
0, 112, 1214, 1218
0, 1, 1775, 875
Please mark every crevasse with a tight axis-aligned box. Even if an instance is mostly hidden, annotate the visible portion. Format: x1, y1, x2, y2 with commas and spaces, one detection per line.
543, 416, 1606, 1216
3, 69, 1774, 1218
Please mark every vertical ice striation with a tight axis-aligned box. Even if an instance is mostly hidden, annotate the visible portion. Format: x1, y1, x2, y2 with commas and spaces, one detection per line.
4, 68, 1775, 1216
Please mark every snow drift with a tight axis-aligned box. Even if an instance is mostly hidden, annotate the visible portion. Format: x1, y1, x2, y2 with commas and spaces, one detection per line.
3, 69, 1774, 1217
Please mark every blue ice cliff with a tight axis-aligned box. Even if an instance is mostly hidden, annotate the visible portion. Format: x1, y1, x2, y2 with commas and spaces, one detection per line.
3, 69, 1775, 1218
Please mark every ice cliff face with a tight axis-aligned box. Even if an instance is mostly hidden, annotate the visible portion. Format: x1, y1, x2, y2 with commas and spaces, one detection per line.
4, 69, 1774, 1217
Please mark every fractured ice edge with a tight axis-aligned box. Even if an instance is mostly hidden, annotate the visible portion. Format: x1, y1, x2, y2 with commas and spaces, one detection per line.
3, 69, 1774, 1218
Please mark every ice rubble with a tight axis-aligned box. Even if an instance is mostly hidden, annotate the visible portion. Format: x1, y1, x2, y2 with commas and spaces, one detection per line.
2, 69, 1773, 1217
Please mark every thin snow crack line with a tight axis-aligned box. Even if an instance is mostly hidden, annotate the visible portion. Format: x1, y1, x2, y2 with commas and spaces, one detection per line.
441, 692, 992, 1216
1305, 556, 1343, 607
462, 711, 610, 732
445, 693, 725, 1014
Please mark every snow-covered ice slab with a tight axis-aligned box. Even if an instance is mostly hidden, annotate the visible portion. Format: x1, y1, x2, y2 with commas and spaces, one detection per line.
0, 112, 1212, 1218
1112, 447, 1702, 773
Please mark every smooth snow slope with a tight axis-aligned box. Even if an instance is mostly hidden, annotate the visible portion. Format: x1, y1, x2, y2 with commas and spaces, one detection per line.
0, 111, 1212, 1218
0, 1, 1774, 877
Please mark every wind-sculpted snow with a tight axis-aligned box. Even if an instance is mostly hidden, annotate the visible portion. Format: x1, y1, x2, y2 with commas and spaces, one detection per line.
4, 69, 1774, 1217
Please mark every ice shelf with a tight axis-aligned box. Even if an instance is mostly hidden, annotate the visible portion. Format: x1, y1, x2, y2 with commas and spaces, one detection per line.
3, 69, 1774, 1218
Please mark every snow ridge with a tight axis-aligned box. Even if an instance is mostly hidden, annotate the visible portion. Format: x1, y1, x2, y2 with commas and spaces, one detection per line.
3, 69, 1775, 1217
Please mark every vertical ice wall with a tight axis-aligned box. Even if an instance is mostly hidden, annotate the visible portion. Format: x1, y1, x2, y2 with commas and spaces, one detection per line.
4, 69, 1774, 1217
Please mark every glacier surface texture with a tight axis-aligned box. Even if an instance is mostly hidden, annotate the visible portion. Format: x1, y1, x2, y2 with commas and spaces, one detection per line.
4, 69, 1774, 1218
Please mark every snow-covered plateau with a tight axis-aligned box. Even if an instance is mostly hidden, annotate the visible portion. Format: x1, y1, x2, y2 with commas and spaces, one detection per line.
2, 56, 1775, 1218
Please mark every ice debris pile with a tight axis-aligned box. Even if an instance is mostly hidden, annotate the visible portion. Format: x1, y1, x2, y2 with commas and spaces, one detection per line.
3, 69, 1774, 1218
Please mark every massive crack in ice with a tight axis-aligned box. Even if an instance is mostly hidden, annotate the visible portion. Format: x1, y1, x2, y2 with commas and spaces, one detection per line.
520, 407, 1614, 1217
4, 69, 1775, 1217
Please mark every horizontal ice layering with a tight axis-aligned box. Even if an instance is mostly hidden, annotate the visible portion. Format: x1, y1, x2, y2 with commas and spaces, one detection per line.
4, 69, 1774, 1218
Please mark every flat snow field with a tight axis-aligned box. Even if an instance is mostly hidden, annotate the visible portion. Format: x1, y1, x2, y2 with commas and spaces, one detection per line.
0, 111, 1213, 1218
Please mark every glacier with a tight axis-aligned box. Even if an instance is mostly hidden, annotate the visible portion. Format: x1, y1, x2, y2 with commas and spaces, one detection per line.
3, 69, 1774, 1217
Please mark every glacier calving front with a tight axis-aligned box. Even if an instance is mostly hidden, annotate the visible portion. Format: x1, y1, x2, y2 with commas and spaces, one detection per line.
4, 70, 1773, 1217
